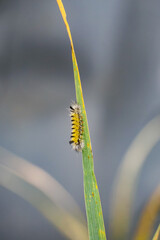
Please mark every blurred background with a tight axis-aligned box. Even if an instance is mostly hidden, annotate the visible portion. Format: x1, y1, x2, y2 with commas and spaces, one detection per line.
0, 0, 160, 239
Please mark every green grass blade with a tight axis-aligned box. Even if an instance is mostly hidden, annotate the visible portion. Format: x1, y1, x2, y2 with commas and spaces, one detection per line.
152, 225, 160, 240
56, 1, 107, 239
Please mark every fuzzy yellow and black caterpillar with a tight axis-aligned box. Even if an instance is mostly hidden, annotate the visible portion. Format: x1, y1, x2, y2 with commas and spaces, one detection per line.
69, 102, 84, 152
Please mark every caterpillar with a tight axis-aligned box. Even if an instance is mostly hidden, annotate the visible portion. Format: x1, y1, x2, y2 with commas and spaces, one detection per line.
69, 102, 84, 152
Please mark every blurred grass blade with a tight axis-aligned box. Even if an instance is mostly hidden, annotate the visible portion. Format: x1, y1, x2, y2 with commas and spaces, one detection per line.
56, 1, 107, 239
110, 115, 160, 239
133, 186, 160, 240
152, 225, 160, 240
0, 147, 88, 240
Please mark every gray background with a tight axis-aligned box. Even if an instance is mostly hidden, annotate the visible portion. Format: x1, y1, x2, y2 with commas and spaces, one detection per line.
0, 0, 160, 239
